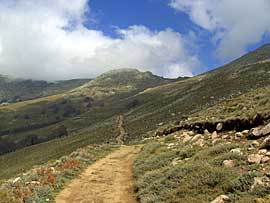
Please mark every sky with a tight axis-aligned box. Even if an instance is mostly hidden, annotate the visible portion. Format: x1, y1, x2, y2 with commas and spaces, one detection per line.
0, 0, 269, 80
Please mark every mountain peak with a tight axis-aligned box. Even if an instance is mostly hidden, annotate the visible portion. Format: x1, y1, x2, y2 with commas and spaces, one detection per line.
71, 68, 169, 98
97, 68, 142, 79
102, 68, 140, 74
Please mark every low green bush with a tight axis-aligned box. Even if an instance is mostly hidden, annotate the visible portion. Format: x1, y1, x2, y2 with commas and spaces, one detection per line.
133, 140, 268, 203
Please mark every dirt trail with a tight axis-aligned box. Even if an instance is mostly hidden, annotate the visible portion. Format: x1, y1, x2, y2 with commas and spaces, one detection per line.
55, 145, 139, 203
116, 115, 126, 145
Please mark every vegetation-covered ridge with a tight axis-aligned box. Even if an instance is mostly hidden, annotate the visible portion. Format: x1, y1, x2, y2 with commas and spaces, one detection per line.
0, 76, 91, 103
0, 68, 172, 155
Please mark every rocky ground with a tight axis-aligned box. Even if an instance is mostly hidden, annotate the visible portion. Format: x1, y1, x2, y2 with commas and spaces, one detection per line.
134, 121, 270, 203
1, 120, 270, 203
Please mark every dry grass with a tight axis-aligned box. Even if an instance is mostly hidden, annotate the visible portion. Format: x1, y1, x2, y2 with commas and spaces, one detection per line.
0, 144, 118, 203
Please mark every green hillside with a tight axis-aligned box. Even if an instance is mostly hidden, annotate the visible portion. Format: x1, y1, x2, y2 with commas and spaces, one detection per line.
0, 69, 174, 155
1, 44, 270, 180
0, 76, 91, 103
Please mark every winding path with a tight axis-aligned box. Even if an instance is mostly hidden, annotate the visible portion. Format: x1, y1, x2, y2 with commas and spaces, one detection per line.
55, 146, 139, 203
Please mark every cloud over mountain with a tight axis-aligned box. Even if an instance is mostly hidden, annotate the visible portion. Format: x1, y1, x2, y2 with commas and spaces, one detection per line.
0, 0, 200, 80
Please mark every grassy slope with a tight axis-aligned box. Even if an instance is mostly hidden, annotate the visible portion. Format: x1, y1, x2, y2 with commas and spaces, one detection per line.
134, 135, 270, 203
123, 60, 270, 141
0, 121, 116, 179
183, 86, 270, 125
0, 69, 172, 178
0, 76, 91, 103
0, 144, 118, 203
1, 45, 270, 179
0, 69, 173, 152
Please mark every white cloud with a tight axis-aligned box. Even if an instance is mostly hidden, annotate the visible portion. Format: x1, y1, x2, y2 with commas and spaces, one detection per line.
170, 0, 270, 60
0, 0, 200, 80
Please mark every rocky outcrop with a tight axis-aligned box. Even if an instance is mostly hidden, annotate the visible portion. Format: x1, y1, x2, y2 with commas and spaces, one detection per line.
248, 122, 270, 139
223, 160, 236, 168
155, 113, 268, 137
210, 195, 230, 203
260, 135, 270, 149
212, 131, 220, 139
248, 154, 263, 164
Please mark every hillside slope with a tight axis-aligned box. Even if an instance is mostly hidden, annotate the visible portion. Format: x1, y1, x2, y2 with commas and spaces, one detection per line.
1, 44, 270, 179
123, 44, 270, 140
0, 69, 174, 155
0, 76, 91, 103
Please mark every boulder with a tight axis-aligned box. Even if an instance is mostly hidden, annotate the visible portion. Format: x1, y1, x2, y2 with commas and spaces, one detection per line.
172, 158, 183, 166
222, 134, 230, 139
251, 176, 270, 190
260, 123, 270, 136
260, 135, 270, 149
242, 130, 249, 135
212, 131, 220, 139
251, 177, 264, 190
230, 148, 243, 155
193, 139, 205, 147
183, 135, 192, 143
204, 129, 210, 135
211, 195, 230, 203
248, 128, 262, 139
12, 177, 21, 184
251, 141, 260, 148
191, 134, 204, 142
248, 123, 270, 139
235, 132, 244, 139
258, 149, 268, 155
261, 156, 270, 163
212, 139, 222, 145
223, 160, 236, 168
167, 143, 176, 149
248, 154, 263, 164
216, 123, 223, 131
187, 131, 195, 136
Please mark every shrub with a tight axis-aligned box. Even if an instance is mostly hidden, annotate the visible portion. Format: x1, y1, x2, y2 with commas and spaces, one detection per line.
225, 173, 256, 193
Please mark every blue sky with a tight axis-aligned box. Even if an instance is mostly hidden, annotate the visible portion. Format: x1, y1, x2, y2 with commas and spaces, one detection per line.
87, 0, 217, 69
0, 0, 269, 80
87, 0, 269, 71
